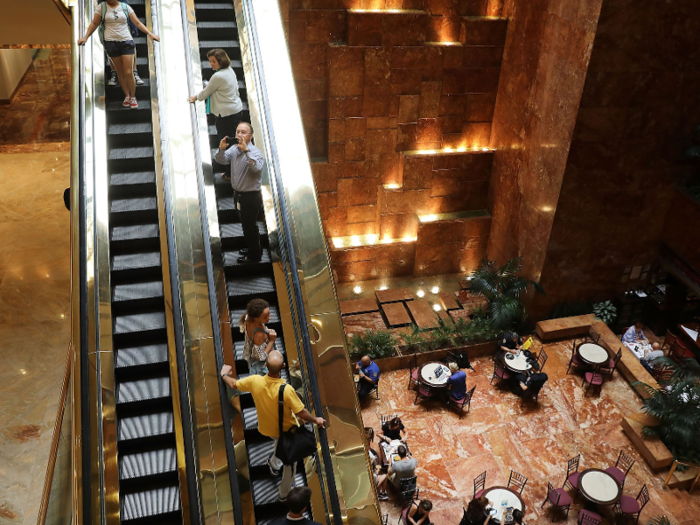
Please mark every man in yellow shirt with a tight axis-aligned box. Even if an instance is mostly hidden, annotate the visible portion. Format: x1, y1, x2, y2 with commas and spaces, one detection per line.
221, 350, 325, 500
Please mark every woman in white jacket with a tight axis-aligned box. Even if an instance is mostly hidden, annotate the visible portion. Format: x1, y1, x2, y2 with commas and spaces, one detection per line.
189, 48, 243, 179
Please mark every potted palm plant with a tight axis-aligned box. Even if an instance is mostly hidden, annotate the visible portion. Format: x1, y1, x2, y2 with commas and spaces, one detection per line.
467, 256, 544, 331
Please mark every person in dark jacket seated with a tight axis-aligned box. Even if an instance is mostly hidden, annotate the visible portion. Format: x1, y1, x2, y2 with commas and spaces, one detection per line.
498, 332, 523, 361
356, 355, 380, 399
377, 416, 406, 442
445, 362, 467, 400
512, 369, 548, 397
270, 487, 323, 525
460, 496, 492, 525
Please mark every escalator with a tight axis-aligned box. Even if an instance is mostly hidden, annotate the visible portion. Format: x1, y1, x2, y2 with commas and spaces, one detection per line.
191, 1, 309, 522
105, 5, 183, 524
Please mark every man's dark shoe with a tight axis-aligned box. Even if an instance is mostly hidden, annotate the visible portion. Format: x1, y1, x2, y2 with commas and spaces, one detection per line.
239, 248, 249, 256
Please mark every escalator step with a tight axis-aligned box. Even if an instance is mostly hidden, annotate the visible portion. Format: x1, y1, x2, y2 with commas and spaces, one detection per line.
227, 275, 275, 297
197, 21, 236, 29
110, 171, 156, 187
111, 223, 159, 242
247, 439, 275, 468
112, 252, 161, 273
119, 412, 174, 442
217, 196, 235, 211
108, 122, 153, 136
109, 147, 154, 160
114, 312, 167, 335
113, 281, 164, 303
223, 249, 271, 268
230, 306, 280, 326
120, 448, 177, 480
116, 344, 169, 369
111, 197, 157, 214
251, 473, 306, 507
117, 377, 171, 405
221, 221, 267, 240
107, 99, 151, 112
199, 40, 239, 50
196, 2, 234, 9
242, 407, 258, 431
121, 486, 181, 521
233, 338, 285, 360
202, 59, 243, 73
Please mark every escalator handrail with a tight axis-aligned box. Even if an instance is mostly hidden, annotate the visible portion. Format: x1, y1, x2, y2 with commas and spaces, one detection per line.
236, 1, 343, 523
176, 1, 247, 524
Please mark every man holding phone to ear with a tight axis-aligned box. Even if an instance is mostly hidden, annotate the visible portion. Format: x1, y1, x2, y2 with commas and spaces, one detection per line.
216, 121, 265, 263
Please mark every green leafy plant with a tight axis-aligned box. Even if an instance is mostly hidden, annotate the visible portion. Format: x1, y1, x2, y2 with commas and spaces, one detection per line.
593, 300, 617, 325
426, 317, 456, 350
400, 325, 428, 355
452, 315, 500, 345
349, 329, 398, 359
467, 256, 544, 331
636, 358, 700, 465
648, 516, 673, 525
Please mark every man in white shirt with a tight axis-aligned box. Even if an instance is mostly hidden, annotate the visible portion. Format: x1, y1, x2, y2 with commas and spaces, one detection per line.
215, 122, 265, 263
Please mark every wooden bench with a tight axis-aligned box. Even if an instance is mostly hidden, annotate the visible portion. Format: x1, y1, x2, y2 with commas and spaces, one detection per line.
535, 314, 596, 341
621, 413, 673, 470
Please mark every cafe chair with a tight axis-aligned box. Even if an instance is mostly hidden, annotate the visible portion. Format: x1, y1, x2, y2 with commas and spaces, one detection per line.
491, 359, 512, 385
380, 414, 399, 426
577, 509, 602, 525
599, 348, 622, 379
444, 350, 459, 366
536, 348, 548, 372
407, 354, 419, 391
520, 380, 544, 408
651, 364, 674, 383
507, 470, 528, 495
670, 339, 694, 362
357, 375, 380, 400
563, 454, 581, 499
587, 327, 601, 344
661, 329, 677, 352
567, 339, 589, 375
613, 484, 649, 525
605, 449, 635, 489
541, 481, 572, 518
446, 385, 476, 419
473, 471, 487, 498
413, 380, 436, 409
396, 477, 418, 509
582, 372, 603, 397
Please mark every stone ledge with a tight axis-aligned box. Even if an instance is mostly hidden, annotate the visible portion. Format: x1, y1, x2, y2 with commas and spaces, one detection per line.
621, 416, 673, 470
535, 314, 595, 341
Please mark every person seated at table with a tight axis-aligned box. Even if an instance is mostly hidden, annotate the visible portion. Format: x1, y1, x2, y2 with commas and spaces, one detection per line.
622, 321, 647, 344
445, 362, 467, 400
511, 509, 523, 524
460, 496, 492, 525
377, 416, 406, 443
638, 341, 665, 374
512, 369, 549, 397
355, 355, 380, 400
498, 332, 523, 360
375, 445, 417, 500
364, 427, 380, 470
406, 499, 433, 525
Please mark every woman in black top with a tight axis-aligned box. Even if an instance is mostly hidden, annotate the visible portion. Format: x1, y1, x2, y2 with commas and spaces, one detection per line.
406, 500, 432, 525
377, 417, 406, 442
461, 496, 491, 525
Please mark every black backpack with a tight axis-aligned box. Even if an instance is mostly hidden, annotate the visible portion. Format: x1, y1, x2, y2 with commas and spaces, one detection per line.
456, 351, 473, 370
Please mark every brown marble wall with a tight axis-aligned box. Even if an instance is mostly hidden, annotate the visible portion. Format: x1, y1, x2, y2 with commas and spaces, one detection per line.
486, 0, 604, 282
532, 0, 700, 318
661, 190, 700, 274
290, 1, 509, 280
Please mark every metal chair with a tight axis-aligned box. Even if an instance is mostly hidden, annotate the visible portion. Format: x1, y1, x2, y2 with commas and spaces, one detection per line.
567, 339, 589, 374
671, 339, 693, 362
491, 359, 512, 385
446, 385, 476, 419
600, 348, 622, 379
587, 327, 601, 344
407, 354, 419, 391
520, 379, 545, 408
396, 477, 418, 509
661, 329, 678, 352
507, 470, 528, 494
563, 454, 581, 498
583, 372, 603, 397
536, 348, 548, 372
413, 381, 436, 409
614, 484, 649, 524
473, 471, 486, 498
578, 509, 602, 525
357, 375, 380, 400
541, 481, 572, 518
606, 449, 635, 489
444, 350, 459, 366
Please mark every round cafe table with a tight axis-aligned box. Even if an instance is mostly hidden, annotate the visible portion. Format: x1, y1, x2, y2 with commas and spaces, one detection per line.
577, 468, 621, 507
577, 343, 610, 367
483, 486, 524, 524
420, 362, 451, 387
502, 352, 532, 373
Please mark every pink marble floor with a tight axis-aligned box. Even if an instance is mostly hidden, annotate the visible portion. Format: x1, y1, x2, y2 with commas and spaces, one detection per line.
361, 339, 699, 524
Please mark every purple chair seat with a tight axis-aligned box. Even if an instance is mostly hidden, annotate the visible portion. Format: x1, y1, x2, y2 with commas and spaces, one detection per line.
411, 369, 419, 381
474, 489, 485, 499
567, 471, 580, 487
417, 385, 433, 397
572, 354, 586, 366
496, 368, 512, 380
585, 371, 603, 385
619, 495, 640, 514
550, 488, 572, 506
605, 358, 615, 368
578, 509, 601, 524
605, 466, 625, 484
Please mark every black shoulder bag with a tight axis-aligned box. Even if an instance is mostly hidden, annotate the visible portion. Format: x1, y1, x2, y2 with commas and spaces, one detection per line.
276, 384, 317, 465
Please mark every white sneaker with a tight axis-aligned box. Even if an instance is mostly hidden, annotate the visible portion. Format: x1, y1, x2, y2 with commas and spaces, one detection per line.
108, 71, 118, 86
133, 70, 144, 85
122, 96, 131, 107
